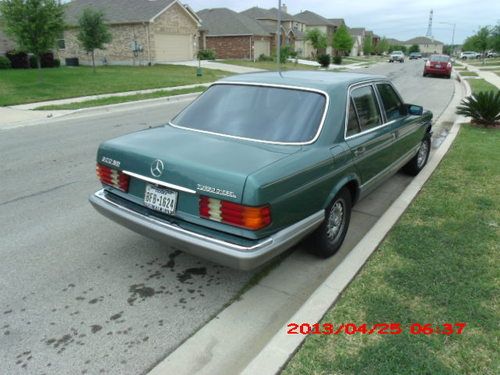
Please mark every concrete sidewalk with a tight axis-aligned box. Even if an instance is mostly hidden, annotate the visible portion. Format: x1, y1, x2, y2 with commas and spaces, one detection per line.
458, 61, 500, 89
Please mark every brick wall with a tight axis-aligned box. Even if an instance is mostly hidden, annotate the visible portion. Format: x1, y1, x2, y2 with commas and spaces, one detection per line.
206, 36, 253, 59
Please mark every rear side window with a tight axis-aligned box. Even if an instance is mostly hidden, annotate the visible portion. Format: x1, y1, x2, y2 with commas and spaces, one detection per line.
377, 83, 404, 121
350, 86, 382, 131
346, 99, 361, 137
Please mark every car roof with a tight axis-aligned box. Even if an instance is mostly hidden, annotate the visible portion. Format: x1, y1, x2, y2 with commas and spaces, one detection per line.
218, 71, 387, 93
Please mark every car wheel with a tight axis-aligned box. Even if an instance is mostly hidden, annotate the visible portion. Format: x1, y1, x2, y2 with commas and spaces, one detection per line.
310, 188, 351, 258
423, 73, 427, 77
447, 74, 451, 79
403, 136, 431, 176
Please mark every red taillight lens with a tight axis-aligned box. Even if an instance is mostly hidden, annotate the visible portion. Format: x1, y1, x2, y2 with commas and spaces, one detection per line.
447, 62, 452, 69
425, 60, 431, 67
96, 163, 129, 192
199, 196, 271, 230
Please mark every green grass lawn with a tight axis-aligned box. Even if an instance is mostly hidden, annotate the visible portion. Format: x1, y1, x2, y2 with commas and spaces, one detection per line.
283, 125, 500, 375
221, 60, 324, 71
34, 86, 207, 110
467, 78, 499, 95
222, 59, 350, 71
458, 71, 478, 77
466, 58, 500, 67
0, 65, 230, 106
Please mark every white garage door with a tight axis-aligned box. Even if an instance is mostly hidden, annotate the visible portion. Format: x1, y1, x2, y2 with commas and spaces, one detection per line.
254, 40, 270, 59
155, 34, 192, 62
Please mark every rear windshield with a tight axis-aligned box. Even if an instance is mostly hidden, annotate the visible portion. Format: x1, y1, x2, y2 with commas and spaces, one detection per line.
171, 84, 327, 143
430, 55, 450, 62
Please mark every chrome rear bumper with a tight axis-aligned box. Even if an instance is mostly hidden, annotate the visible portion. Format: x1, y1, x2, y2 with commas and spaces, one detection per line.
89, 189, 324, 270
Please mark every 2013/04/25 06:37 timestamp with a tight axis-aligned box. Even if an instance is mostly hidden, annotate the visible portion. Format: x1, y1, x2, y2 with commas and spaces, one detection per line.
287, 322, 467, 335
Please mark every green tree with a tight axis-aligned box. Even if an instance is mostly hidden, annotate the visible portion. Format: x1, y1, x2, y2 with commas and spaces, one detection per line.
374, 37, 389, 54
363, 36, 372, 55
474, 26, 490, 62
305, 28, 327, 57
389, 45, 407, 54
77, 8, 112, 72
408, 44, 420, 53
332, 25, 353, 56
489, 23, 500, 52
0, 0, 64, 69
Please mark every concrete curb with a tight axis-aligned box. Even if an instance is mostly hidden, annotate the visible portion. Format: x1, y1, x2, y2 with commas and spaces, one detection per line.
240, 113, 468, 374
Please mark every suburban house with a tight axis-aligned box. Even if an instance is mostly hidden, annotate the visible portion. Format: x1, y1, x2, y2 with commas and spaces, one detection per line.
293, 10, 338, 56
0, 18, 16, 54
59, 0, 201, 66
240, 6, 306, 56
404, 36, 444, 54
197, 8, 272, 60
349, 27, 365, 56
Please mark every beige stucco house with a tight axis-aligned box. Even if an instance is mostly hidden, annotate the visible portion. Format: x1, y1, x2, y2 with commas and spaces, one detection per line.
59, 0, 201, 66
294, 10, 338, 57
404, 36, 443, 55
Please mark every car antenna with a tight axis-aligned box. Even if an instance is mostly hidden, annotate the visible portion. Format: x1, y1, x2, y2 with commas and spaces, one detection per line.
277, 0, 283, 77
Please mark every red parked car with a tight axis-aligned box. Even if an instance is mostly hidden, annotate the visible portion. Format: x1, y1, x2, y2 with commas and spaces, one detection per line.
423, 55, 452, 78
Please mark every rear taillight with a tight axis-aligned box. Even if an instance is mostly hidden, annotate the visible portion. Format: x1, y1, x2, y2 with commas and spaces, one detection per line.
96, 163, 130, 192
447, 62, 452, 69
425, 60, 431, 67
199, 196, 271, 230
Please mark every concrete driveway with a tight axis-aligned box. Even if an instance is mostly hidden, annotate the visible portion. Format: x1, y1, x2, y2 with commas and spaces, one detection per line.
168, 59, 264, 73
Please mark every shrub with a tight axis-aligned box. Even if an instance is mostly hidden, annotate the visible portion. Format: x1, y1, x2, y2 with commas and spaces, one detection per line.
258, 54, 273, 62
279, 45, 294, 63
197, 49, 216, 60
41, 52, 55, 67
53, 58, 61, 67
317, 53, 331, 68
0, 55, 11, 69
456, 91, 500, 126
333, 55, 342, 65
6, 50, 29, 69
29, 55, 38, 68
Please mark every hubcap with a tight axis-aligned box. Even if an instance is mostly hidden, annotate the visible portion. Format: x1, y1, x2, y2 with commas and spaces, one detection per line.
327, 200, 345, 241
417, 140, 429, 168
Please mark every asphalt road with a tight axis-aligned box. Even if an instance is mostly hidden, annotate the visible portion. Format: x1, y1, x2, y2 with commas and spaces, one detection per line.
0, 59, 454, 375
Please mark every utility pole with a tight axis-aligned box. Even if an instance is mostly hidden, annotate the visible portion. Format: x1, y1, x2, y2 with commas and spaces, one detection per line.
277, 0, 281, 71
439, 22, 456, 56
426, 9, 434, 41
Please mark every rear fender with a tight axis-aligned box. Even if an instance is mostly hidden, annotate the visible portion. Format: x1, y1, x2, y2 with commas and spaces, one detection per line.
323, 174, 361, 209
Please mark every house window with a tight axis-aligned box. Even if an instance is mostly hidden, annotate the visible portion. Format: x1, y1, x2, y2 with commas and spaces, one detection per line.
57, 39, 66, 49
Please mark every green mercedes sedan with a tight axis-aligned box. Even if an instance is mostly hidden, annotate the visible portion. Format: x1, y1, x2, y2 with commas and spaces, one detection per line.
90, 71, 432, 270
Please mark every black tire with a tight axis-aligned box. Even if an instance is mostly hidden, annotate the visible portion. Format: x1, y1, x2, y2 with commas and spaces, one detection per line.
403, 136, 431, 176
309, 188, 351, 258
423, 73, 427, 77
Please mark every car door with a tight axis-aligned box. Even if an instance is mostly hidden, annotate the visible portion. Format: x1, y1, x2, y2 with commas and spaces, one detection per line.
375, 83, 422, 162
344, 84, 394, 185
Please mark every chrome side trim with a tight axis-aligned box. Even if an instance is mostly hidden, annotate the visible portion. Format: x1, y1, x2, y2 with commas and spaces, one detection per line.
123, 170, 196, 194
168, 81, 330, 146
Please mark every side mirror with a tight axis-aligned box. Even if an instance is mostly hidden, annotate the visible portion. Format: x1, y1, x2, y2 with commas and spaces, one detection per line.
401, 104, 424, 116
408, 104, 423, 116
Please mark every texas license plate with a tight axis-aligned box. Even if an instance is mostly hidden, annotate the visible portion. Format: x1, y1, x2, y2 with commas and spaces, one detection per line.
435, 64, 441, 68
144, 184, 177, 215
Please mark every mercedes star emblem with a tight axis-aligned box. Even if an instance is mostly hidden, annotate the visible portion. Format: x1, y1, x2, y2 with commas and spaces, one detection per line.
150, 159, 165, 178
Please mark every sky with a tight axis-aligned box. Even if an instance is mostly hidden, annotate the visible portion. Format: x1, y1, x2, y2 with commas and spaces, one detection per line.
183, 0, 499, 44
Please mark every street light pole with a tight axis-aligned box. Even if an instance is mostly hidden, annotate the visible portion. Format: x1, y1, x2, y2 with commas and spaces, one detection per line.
277, 0, 281, 71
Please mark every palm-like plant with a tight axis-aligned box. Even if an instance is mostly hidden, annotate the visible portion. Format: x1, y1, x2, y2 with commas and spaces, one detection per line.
456, 91, 500, 126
